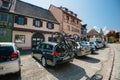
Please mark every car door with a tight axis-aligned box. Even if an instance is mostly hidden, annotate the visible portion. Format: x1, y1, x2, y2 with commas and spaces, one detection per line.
42, 44, 53, 59
33, 43, 44, 60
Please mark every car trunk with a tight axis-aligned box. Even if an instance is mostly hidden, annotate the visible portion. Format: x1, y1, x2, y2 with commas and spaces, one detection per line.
54, 43, 74, 59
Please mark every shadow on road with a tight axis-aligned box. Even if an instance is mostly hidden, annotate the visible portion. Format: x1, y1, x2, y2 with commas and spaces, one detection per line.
91, 52, 99, 55
0, 73, 21, 80
46, 63, 90, 80
77, 56, 100, 63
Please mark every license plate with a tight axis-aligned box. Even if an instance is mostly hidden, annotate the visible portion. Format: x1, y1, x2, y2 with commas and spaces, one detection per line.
0, 66, 3, 70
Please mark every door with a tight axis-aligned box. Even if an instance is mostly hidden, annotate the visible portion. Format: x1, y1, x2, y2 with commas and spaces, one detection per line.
32, 33, 45, 49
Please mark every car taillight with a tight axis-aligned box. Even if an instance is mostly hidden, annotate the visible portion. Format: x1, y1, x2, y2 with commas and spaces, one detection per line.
52, 52, 61, 56
11, 52, 18, 60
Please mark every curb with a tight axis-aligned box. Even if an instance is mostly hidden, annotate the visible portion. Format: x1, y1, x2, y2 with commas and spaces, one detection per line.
104, 45, 115, 80
90, 45, 115, 80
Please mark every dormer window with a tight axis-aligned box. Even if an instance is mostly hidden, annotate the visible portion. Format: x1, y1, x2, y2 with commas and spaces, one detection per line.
1, 1, 10, 10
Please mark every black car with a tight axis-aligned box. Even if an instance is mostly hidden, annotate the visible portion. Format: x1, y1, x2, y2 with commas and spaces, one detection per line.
32, 42, 74, 67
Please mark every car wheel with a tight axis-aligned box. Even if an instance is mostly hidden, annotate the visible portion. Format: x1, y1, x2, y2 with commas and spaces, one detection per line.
41, 57, 47, 67
91, 50, 94, 54
74, 53, 79, 58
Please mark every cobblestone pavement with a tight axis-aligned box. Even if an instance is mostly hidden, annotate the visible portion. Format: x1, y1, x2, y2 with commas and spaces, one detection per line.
110, 44, 120, 80
0, 45, 113, 80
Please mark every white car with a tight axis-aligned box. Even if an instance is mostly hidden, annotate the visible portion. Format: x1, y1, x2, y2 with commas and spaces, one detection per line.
0, 43, 21, 76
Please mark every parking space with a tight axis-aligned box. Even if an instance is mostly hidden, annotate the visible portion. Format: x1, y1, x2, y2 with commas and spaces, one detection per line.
0, 46, 111, 80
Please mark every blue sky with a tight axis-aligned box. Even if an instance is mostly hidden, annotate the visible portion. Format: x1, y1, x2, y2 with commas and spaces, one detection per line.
21, 0, 120, 34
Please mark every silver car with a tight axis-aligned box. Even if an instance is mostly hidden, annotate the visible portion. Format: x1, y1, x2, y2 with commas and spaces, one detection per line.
74, 42, 91, 57
0, 43, 21, 76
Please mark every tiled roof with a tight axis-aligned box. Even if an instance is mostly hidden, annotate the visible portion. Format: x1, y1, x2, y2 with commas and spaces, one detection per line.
14, 0, 58, 23
87, 29, 99, 36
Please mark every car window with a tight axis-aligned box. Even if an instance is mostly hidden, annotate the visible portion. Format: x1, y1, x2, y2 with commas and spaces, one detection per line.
0, 46, 14, 55
36, 44, 44, 50
44, 44, 53, 50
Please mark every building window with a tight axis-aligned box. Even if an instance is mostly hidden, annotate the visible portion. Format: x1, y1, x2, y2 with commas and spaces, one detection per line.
0, 28, 7, 36
47, 22, 54, 29
72, 27, 79, 32
15, 35, 25, 44
81, 31, 84, 34
0, 13, 8, 22
66, 16, 69, 22
2, 2, 9, 9
14, 15, 27, 25
33, 19, 42, 27
77, 21, 79, 24
6, 0, 11, 2
67, 25, 70, 31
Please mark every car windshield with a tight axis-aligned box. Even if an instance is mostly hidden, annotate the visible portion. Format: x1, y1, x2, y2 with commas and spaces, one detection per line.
0, 46, 14, 56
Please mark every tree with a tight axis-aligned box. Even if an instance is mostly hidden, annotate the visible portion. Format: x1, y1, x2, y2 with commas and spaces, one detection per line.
107, 30, 116, 43
108, 36, 116, 43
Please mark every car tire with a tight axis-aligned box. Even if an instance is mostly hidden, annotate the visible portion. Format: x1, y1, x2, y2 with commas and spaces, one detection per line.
41, 57, 47, 67
91, 50, 94, 54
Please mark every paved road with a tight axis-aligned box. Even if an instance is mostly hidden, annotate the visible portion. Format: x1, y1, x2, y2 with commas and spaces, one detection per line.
110, 44, 120, 80
0, 46, 113, 80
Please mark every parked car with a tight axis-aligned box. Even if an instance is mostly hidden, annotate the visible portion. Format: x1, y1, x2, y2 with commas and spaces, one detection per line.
0, 43, 21, 76
32, 42, 74, 67
74, 42, 91, 57
99, 41, 106, 48
89, 42, 100, 49
95, 41, 104, 48
80, 41, 96, 54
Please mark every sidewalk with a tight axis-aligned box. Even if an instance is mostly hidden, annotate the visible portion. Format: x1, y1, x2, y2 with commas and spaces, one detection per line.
91, 45, 115, 80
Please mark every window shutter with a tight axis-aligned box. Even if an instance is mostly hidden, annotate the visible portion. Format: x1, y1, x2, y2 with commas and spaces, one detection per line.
24, 17, 27, 24
33, 19, 35, 26
40, 20, 43, 27
52, 23, 54, 29
47, 22, 48, 28
14, 15, 18, 23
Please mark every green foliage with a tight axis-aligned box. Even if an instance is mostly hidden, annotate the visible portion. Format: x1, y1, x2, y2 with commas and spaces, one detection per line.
108, 36, 116, 43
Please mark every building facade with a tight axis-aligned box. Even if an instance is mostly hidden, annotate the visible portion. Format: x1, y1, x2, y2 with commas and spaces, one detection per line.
81, 24, 87, 41
0, 0, 59, 49
116, 32, 120, 42
87, 29, 101, 42
49, 5, 82, 37
0, 0, 14, 42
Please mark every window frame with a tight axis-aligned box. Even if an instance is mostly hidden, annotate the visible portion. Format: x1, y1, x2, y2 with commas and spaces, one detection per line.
15, 35, 25, 44
67, 25, 70, 31
47, 22, 54, 29
33, 19, 42, 27
14, 15, 27, 25
0, 28, 7, 37
1, 2, 10, 10
0, 13, 8, 22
